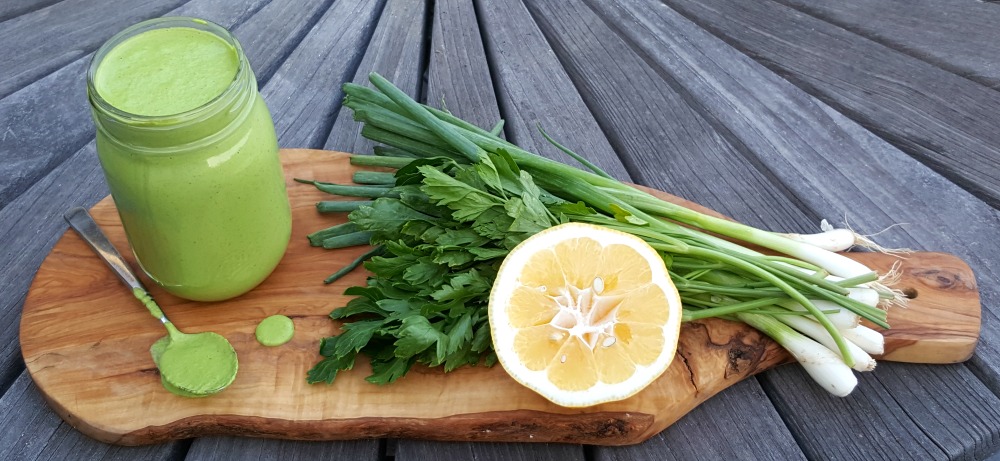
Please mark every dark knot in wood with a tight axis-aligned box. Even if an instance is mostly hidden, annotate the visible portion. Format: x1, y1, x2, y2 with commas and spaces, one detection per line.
912, 268, 971, 291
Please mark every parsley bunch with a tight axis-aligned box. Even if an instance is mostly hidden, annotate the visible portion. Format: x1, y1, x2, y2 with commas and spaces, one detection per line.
307, 152, 581, 384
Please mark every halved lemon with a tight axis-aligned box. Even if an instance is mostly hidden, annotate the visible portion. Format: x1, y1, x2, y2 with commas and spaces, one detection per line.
489, 222, 683, 407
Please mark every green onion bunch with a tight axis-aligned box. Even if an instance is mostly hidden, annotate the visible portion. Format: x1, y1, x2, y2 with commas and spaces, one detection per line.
304, 72, 899, 396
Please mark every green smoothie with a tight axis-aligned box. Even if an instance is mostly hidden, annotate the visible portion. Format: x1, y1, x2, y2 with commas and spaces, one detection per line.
89, 18, 291, 302
93, 27, 238, 116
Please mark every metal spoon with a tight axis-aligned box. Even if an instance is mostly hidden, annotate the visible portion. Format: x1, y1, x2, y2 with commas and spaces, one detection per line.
64, 207, 238, 396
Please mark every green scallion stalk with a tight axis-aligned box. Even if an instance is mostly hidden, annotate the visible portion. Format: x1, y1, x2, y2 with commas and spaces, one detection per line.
350, 155, 414, 169
317, 201, 373, 213
307, 222, 360, 247
324, 245, 385, 284
298, 179, 399, 199
352, 171, 396, 185
323, 231, 373, 249
681, 296, 787, 321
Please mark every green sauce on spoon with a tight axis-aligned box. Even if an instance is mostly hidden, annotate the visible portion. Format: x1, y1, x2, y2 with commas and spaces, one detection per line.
149, 337, 205, 398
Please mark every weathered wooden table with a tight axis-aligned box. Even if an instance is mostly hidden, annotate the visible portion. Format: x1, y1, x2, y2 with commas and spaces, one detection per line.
3, 0, 1000, 459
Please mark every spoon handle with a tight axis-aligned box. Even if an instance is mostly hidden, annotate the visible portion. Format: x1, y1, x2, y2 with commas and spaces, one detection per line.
64, 207, 180, 338
63, 207, 146, 292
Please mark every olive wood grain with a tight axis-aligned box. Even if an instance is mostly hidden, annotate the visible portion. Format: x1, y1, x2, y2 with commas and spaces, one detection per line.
19, 149, 980, 446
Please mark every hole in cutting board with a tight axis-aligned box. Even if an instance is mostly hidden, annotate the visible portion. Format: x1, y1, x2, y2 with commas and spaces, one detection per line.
901, 287, 918, 299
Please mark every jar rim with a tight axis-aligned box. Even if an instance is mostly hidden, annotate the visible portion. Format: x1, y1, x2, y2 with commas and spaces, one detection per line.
86, 16, 248, 125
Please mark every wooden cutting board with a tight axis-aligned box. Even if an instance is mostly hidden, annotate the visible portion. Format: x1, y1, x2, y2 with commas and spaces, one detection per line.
20, 149, 981, 446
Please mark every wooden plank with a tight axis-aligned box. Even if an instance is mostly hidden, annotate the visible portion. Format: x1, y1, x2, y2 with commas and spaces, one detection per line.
589, 0, 1000, 458
882, 364, 1000, 461
0, 0, 62, 23
260, 0, 386, 149
662, 0, 1000, 210
230, 0, 337, 87
765, 363, 1000, 460
763, 367, 945, 460
472, 0, 630, 180
595, 380, 805, 461
185, 437, 382, 461
0, 57, 93, 212
324, 0, 428, 154
778, 0, 1000, 90
522, 0, 814, 229
0, 0, 188, 99
395, 441, 583, 461
0, 374, 179, 460
166, 0, 265, 32
424, 0, 502, 135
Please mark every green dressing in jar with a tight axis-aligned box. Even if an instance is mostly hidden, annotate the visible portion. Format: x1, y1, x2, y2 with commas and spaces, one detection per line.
88, 18, 291, 302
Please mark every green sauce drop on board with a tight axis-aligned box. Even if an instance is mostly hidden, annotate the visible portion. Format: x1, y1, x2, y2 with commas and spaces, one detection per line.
255, 315, 294, 347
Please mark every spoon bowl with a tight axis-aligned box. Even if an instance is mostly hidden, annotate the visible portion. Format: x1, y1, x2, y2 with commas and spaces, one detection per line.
149, 335, 236, 397
156, 330, 238, 394
64, 207, 239, 397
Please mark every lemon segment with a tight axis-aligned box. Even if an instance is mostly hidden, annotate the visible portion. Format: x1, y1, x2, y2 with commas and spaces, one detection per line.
489, 222, 683, 407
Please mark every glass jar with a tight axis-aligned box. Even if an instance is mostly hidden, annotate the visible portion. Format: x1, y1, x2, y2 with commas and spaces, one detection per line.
87, 17, 291, 302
